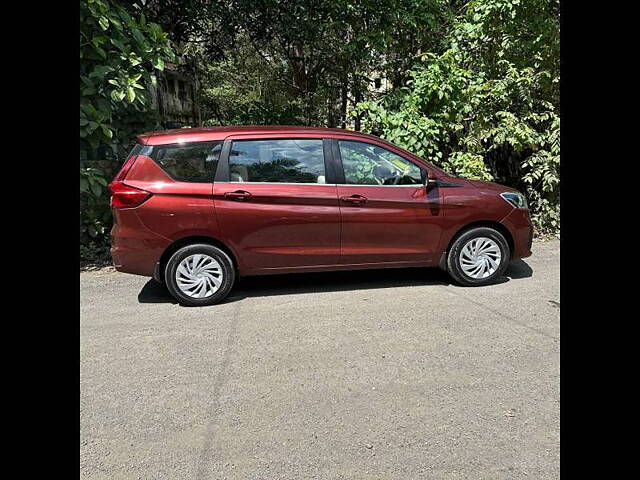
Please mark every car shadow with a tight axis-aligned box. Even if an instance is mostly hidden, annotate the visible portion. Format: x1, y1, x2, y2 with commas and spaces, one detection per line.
137, 259, 533, 305
504, 258, 534, 280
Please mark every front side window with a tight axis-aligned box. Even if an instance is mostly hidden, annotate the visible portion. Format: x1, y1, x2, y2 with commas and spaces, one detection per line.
229, 139, 326, 183
143, 141, 222, 182
338, 140, 422, 185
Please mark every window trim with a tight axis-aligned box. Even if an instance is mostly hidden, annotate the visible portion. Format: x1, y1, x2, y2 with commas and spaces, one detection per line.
142, 140, 223, 183
215, 137, 335, 184
331, 138, 426, 187
335, 183, 423, 188
213, 181, 337, 186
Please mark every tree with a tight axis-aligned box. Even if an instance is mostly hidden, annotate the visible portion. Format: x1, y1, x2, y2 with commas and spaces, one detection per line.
80, 0, 175, 254
143, 0, 451, 127
80, 0, 175, 153
356, 0, 560, 232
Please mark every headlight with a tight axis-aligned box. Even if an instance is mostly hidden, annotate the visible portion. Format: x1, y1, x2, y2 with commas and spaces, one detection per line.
500, 191, 528, 209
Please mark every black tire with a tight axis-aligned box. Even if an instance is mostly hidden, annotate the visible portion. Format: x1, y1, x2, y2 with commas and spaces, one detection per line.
164, 244, 235, 306
446, 227, 510, 286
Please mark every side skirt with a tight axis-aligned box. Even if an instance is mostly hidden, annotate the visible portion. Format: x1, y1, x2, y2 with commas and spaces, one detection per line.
240, 260, 436, 277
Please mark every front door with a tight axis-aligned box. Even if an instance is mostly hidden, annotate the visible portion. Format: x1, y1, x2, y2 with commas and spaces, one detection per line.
334, 139, 443, 265
214, 136, 341, 271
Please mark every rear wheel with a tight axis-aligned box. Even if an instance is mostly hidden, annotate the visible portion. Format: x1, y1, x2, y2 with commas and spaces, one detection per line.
165, 244, 235, 306
446, 227, 510, 286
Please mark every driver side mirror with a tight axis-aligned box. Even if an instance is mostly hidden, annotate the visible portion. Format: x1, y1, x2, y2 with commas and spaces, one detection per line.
421, 168, 437, 189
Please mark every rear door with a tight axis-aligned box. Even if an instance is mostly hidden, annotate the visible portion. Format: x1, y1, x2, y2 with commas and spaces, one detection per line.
332, 138, 443, 265
213, 135, 341, 271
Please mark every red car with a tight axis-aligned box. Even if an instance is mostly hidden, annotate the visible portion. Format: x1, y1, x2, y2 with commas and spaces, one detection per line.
109, 126, 532, 306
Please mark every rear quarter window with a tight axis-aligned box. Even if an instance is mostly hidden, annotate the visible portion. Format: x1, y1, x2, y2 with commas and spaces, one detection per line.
143, 141, 222, 182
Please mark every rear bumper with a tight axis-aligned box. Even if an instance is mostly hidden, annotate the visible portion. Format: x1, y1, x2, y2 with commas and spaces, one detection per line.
110, 210, 170, 277
501, 208, 533, 259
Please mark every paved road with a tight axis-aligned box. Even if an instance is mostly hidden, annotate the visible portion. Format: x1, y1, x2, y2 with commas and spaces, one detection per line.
80, 240, 559, 479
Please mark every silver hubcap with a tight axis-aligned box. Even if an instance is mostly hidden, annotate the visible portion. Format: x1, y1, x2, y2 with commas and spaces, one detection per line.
460, 237, 502, 279
176, 254, 223, 298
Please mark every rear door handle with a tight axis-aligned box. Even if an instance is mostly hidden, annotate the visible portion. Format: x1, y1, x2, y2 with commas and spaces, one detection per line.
224, 190, 252, 201
340, 194, 367, 205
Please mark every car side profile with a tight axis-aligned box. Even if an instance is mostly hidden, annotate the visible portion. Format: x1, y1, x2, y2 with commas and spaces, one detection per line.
109, 126, 533, 306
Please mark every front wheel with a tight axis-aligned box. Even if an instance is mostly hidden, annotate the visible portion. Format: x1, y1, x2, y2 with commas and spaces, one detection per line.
446, 227, 510, 286
164, 244, 235, 306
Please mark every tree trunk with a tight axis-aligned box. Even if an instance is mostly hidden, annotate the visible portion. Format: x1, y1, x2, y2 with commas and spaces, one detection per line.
353, 75, 362, 131
290, 42, 306, 97
340, 76, 348, 129
327, 94, 336, 128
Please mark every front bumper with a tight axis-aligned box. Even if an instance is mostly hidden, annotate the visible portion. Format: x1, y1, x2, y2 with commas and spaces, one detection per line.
501, 208, 533, 259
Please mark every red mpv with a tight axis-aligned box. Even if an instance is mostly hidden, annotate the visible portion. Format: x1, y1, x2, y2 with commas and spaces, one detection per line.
110, 126, 533, 306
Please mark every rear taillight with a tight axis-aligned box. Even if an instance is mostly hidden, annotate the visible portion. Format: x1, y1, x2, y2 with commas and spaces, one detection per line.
108, 181, 152, 209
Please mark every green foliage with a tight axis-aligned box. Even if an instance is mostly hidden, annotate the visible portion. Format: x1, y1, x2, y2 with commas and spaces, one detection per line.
80, 167, 111, 257
356, 0, 560, 232
522, 116, 560, 232
174, 0, 450, 127
80, 0, 175, 256
445, 152, 494, 181
80, 0, 175, 150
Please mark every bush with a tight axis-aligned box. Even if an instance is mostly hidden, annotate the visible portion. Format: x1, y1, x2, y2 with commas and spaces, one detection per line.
80, 0, 175, 260
80, 167, 111, 261
355, 0, 559, 233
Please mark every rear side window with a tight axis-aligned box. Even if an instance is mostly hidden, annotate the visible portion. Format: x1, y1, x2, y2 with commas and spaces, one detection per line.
113, 144, 144, 182
142, 141, 222, 182
228, 139, 326, 183
128, 143, 144, 158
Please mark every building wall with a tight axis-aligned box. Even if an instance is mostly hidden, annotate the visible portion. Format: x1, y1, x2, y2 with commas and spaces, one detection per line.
81, 67, 201, 171
150, 66, 201, 129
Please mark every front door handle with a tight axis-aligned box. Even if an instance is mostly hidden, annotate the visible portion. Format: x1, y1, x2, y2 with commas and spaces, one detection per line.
340, 194, 367, 205
224, 190, 252, 201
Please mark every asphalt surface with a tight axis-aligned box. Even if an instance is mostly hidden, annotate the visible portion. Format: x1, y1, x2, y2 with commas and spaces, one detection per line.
80, 240, 560, 479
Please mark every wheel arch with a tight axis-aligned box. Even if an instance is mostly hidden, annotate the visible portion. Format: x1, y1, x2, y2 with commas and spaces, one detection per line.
439, 220, 514, 270
155, 235, 239, 283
